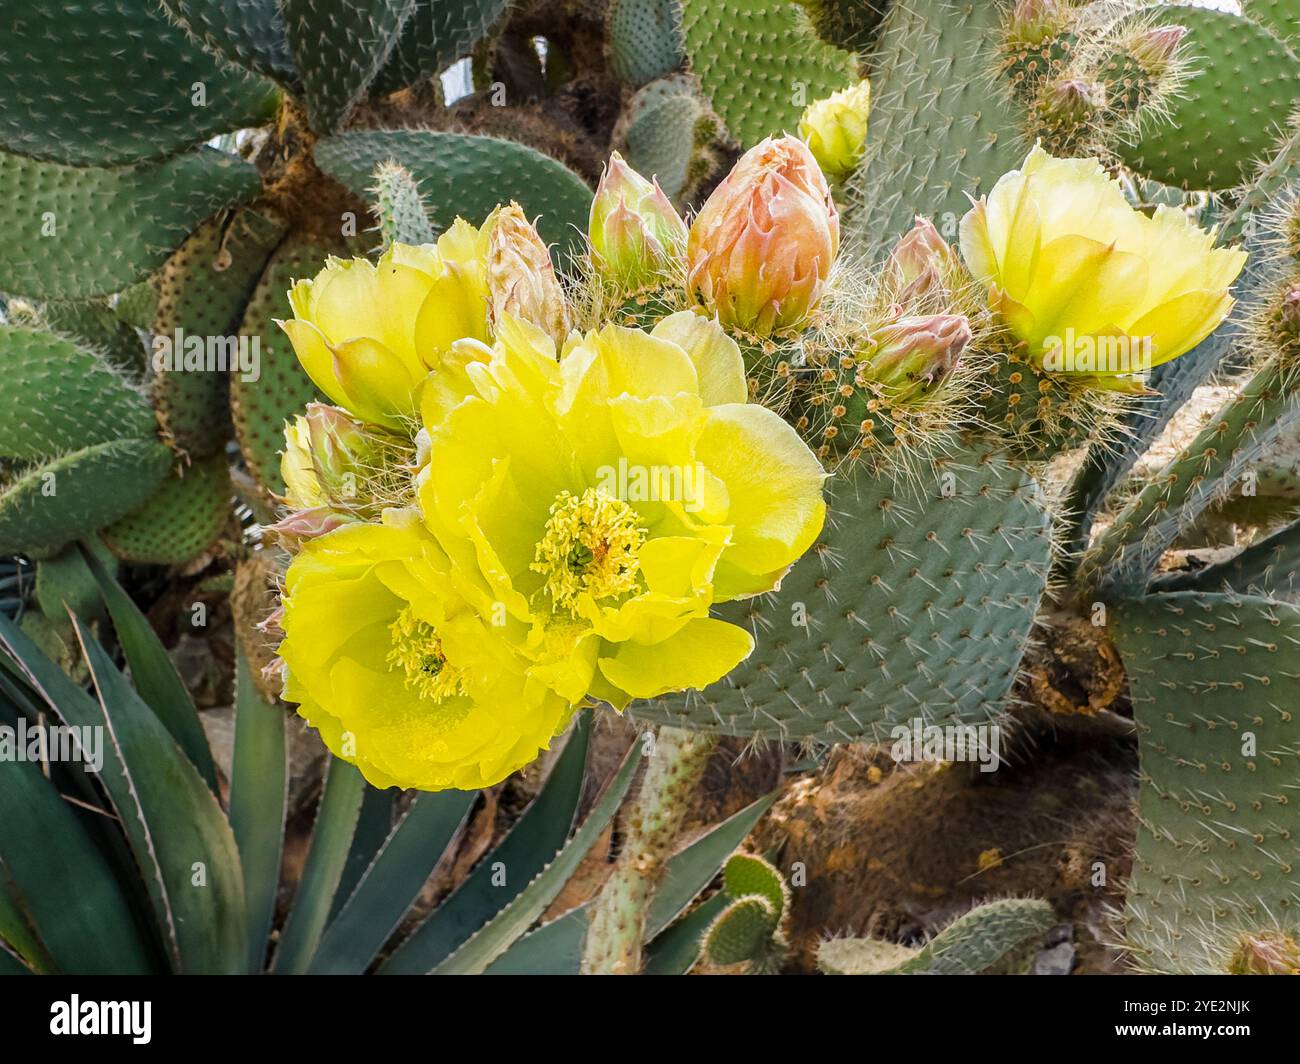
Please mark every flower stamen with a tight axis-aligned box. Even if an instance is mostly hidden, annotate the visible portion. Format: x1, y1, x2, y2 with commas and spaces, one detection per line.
386, 606, 465, 702
532, 487, 647, 615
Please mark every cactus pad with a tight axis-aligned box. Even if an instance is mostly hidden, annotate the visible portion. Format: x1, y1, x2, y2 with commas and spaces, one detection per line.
160, 0, 299, 87
282, 0, 414, 133
0, 148, 262, 300
0, 0, 277, 167
371, 0, 512, 96
313, 130, 592, 256
0, 440, 173, 558
1113, 590, 1300, 973
101, 455, 232, 566
849, 0, 1027, 257
617, 77, 722, 205
1119, 7, 1300, 191
631, 446, 1052, 741
609, 0, 685, 87
230, 237, 337, 498
151, 209, 289, 458
0, 326, 155, 459
679, 0, 857, 148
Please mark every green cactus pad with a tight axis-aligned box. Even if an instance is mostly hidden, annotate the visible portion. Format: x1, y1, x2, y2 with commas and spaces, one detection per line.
0, 148, 262, 301
34, 547, 110, 632
371, 162, 437, 247
0, 0, 277, 167
898, 897, 1054, 975
0, 326, 155, 459
819, 898, 1053, 974
1251, 0, 1300, 46
848, 0, 1028, 257
313, 130, 591, 256
618, 77, 721, 205
101, 455, 232, 566
702, 895, 777, 965
609, 0, 685, 87
38, 299, 148, 377
680, 0, 857, 148
722, 854, 787, 919
1113, 591, 1300, 973
282, 0, 414, 132
160, 0, 299, 87
151, 208, 289, 458
230, 237, 338, 498
1119, 7, 1300, 191
0, 440, 173, 558
631, 446, 1052, 741
371, 0, 512, 95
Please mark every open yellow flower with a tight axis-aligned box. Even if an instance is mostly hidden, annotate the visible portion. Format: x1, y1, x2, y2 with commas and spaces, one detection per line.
415, 312, 827, 709
279, 222, 491, 428
960, 146, 1246, 377
277, 509, 575, 791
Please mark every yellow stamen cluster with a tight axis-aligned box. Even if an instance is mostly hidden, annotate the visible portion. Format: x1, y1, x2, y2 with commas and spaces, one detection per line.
532, 488, 646, 615
385, 606, 465, 702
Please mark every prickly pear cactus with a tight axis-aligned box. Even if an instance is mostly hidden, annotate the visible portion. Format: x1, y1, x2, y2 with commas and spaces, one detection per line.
4, 0, 1300, 983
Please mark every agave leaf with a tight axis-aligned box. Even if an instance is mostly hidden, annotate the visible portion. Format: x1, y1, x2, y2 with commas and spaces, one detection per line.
228, 651, 288, 973
273, 757, 367, 974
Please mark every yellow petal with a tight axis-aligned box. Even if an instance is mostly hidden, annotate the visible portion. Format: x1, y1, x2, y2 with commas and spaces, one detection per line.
650, 311, 747, 405
597, 617, 753, 700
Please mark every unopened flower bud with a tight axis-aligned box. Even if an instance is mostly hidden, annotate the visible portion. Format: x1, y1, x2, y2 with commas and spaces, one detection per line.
862, 313, 971, 399
1131, 25, 1186, 73
1039, 77, 1104, 128
798, 80, 872, 181
265, 506, 350, 550
1009, 0, 1066, 43
1228, 931, 1300, 975
1279, 283, 1300, 339
589, 152, 688, 289
486, 203, 569, 346
688, 135, 839, 336
886, 215, 957, 299
280, 404, 375, 510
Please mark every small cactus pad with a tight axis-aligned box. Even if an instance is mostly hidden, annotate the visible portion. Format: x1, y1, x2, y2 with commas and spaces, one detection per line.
160, 0, 299, 87
1113, 591, 1300, 973
1119, 7, 1300, 191
617, 77, 720, 205
0, 148, 262, 301
0, 326, 155, 459
702, 895, 777, 965
679, 0, 857, 148
371, 162, 437, 247
0, 440, 173, 558
0, 0, 277, 166
282, 0, 414, 133
818, 936, 920, 974
101, 454, 232, 566
609, 0, 685, 87
371, 0, 512, 96
722, 853, 788, 920
631, 447, 1052, 741
313, 130, 592, 257
151, 208, 289, 458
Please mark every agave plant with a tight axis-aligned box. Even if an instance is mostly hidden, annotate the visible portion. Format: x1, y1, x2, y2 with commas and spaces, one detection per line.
0, 0, 1298, 980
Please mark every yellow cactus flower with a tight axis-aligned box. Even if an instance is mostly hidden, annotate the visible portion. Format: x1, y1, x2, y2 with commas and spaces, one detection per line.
798, 79, 871, 181
960, 146, 1247, 377
277, 509, 575, 791
415, 312, 827, 709
279, 221, 491, 429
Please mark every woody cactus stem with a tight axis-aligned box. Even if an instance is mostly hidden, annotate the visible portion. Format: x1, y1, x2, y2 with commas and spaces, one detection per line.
581, 725, 716, 974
